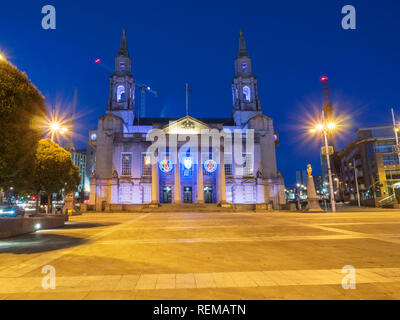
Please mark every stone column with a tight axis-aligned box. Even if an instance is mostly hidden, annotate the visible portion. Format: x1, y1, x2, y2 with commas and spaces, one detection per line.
174, 163, 181, 204
151, 162, 159, 205
218, 150, 228, 205
197, 152, 204, 204
89, 174, 96, 206
110, 171, 119, 204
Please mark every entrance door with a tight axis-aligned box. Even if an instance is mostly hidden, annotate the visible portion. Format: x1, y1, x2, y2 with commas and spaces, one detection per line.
204, 187, 213, 203
183, 187, 192, 203
162, 186, 172, 203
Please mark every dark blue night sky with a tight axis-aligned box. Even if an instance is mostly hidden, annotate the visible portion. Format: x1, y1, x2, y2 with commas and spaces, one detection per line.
1, 0, 399, 185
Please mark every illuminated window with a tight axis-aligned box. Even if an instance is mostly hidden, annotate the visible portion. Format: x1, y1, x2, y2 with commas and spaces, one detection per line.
386, 170, 400, 180
117, 85, 125, 102
243, 86, 251, 102
224, 153, 233, 176
121, 153, 132, 176
383, 155, 399, 165
376, 142, 394, 153
141, 153, 152, 176
243, 153, 253, 177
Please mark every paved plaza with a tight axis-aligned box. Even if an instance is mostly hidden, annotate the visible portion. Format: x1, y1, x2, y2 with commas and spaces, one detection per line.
0, 209, 400, 299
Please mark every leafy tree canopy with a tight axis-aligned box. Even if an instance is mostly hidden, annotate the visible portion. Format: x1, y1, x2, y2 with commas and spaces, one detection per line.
0, 60, 46, 190
31, 139, 80, 197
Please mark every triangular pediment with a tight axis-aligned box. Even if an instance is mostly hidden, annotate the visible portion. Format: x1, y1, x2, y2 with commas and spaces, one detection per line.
162, 115, 210, 134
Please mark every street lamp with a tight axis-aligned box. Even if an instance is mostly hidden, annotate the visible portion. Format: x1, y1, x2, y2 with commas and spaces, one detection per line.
309, 112, 337, 212
49, 121, 68, 141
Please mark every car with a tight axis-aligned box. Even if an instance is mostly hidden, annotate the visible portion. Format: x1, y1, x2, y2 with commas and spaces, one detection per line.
0, 206, 25, 217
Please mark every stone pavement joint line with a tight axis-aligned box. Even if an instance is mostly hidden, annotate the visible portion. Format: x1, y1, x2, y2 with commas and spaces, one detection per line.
0, 268, 399, 294
95, 234, 365, 245
294, 222, 400, 245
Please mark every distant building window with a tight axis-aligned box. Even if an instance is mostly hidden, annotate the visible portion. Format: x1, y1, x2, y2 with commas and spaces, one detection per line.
386, 170, 400, 180
242, 63, 248, 72
120, 62, 125, 72
243, 153, 253, 177
121, 153, 132, 176
117, 85, 125, 102
141, 153, 152, 176
243, 86, 251, 102
383, 155, 399, 165
224, 153, 233, 176
376, 142, 395, 153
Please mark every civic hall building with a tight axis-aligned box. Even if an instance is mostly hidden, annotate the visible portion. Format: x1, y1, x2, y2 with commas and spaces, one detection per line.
87, 30, 285, 211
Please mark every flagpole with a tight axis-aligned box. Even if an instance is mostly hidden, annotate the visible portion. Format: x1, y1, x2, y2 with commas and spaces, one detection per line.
186, 83, 189, 116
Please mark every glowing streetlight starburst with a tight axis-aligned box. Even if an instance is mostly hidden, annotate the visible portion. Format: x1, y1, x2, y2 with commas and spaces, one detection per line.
50, 122, 61, 132
327, 122, 336, 130
40, 109, 71, 143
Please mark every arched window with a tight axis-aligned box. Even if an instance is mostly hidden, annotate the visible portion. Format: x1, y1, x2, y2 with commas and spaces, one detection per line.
117, 85, 125, 102
243, 86, 251, 102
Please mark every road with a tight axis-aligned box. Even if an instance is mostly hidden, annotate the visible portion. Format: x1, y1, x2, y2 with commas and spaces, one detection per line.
0, 210, 400, 299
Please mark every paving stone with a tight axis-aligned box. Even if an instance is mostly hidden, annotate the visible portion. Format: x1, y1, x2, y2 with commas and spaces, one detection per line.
1, 210, 400, 299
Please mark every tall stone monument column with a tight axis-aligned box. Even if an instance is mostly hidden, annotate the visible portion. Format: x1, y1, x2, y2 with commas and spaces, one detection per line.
305, 164, 321, 212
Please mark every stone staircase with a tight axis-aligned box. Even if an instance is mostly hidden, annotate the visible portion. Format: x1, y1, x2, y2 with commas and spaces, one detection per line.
101, 203, 271, 213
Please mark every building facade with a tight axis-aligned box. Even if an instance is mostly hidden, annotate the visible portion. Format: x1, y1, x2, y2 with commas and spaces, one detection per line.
88, 30, 285, 211
338, 125, 400, 206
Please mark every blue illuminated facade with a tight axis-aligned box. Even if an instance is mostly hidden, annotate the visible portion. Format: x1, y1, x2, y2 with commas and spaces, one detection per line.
88, 30, 285, 210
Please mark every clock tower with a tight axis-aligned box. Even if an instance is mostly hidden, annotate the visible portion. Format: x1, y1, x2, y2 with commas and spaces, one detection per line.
107, 29, 136, 132
232, 31, 262, 127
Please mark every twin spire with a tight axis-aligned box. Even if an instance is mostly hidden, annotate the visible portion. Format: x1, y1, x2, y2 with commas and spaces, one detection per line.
238, 30, 249, 58
117, 28, 247, 59
118, 28, 129, 57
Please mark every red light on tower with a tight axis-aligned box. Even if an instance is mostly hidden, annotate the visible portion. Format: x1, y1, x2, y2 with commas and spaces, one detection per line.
95, 58, 101, 64
321, 76, 328, 82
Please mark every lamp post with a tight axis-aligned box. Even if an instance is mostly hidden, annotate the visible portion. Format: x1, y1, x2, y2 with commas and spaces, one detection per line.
309, 111, 336, 212
349, 160, 361, 207
49, 122, 68, 141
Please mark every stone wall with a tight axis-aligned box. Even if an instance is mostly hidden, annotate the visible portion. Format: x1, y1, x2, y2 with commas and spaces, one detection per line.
0, 216, 65, 239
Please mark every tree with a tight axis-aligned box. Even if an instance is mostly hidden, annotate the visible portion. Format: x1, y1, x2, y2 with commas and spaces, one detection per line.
0, 59, 46, 191
31, 139, 80, 215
